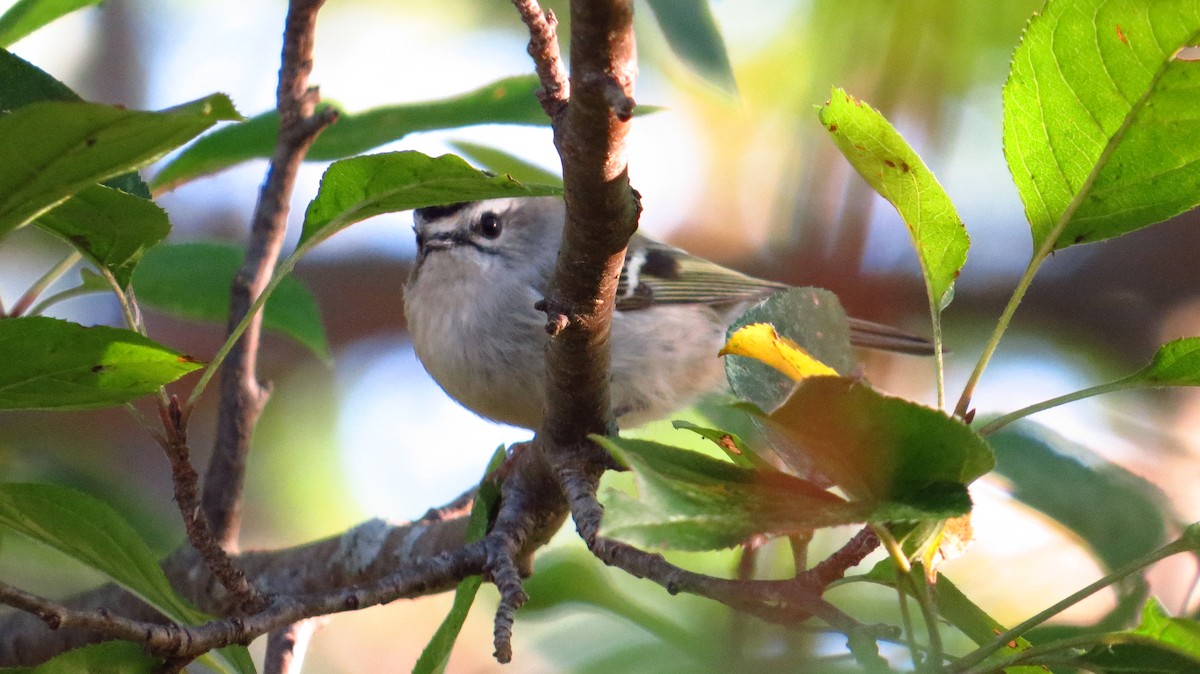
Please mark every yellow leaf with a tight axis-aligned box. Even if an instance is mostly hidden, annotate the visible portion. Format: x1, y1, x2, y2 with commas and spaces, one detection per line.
922, 514, 974, 583
720, 323, 838, 382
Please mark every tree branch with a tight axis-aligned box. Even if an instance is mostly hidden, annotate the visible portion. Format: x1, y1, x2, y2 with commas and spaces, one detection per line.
538, 0, 638, 458
201, 0, 338, 549
0, 508, 475, 666
551, 448, 863, 631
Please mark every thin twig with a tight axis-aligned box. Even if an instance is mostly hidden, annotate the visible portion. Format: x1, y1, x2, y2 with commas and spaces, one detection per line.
201, 0, 338, 549
159, 398, 268, 614
803, 527, 880, 587
6, 251, 81, 317
550, 448, 858, 631
510, 0, 569, 119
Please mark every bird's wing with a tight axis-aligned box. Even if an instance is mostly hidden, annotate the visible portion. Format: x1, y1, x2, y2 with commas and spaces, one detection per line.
614, 234, 935, 355
615, 235, 785, 311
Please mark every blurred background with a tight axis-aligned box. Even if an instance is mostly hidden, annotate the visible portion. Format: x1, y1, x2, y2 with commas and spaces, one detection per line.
2, 0, 1200, 671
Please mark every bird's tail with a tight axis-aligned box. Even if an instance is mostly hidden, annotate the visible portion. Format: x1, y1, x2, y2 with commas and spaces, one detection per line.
847, 317, 936, 355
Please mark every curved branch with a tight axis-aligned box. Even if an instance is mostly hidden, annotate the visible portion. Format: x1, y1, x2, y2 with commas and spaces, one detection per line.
202, 0, 338, 548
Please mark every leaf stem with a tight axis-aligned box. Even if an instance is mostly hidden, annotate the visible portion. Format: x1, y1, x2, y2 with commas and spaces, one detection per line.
957, 632, 1167, 674
954, 38, 1173, 421
183, 248, 304, 415
100, 267, 144, 335
952, 254, 1040, 419
24, 284, 101, 317
918, 567, 944, 668
7, 252, 82, 317
875, 525, 938, 671
977, 378, 1138, 435
951, 536, 1195, 672
930, 299, 946, 411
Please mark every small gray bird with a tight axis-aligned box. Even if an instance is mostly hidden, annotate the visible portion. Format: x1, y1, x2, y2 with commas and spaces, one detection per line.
404, 197, 928, 430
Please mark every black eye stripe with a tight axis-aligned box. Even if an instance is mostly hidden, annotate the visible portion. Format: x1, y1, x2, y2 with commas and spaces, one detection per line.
414, 202, 469, 222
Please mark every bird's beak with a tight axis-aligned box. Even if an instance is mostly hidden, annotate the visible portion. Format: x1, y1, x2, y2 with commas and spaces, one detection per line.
415, 230, 467, 268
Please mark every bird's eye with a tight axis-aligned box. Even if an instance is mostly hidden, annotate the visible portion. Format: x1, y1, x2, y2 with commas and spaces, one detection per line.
478, 212, 503, 239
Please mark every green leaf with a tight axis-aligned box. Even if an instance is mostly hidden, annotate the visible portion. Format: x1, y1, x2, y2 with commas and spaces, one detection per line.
0, 0, 100, 48
1004, 0, 1200, 252
0, 47, 77, 110
0, 484, 255, 674
0, 483, 209, 642
644, 0, 737, 93
1066, 603, 1200, 674
131, 242, 329, 360
768, 377, 993, 511
0, 48, 150, 200
596, 436, 873, 550
988, 422, 1169, 573
300, 151, 561, 248
860, 563, 1041, 672
522, 547, 701, 656
1129, 337, 1200, 386
0, 640, 160, 673
151, 75, 550, 192
1135, 598, 1200, 658
1073, 641, 1200, 672
0, 95, 240, 238
448, 140, 563, 187
412, 446, 505, 674
818, 87, 968, 310
724, 287, 856, 414
670, 420, 759, 468
0, 316, 202, 410
34, 184, 170, 288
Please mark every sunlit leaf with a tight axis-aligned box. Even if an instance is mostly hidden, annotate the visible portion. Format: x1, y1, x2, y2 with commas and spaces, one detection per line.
0, 316, 202, 410
645, 0, 737, 93
1135, 598, 1200, 656
988, 422, 1169, 573
1063, 603, 1200, 674
1004, 0, 1200, 251
818, 87, 968, 310
35, 184, 170, 288
448, 140, 563, 187
769, 377, 993, 511
596, 436, 873, 550
0, 48, 150, 199
300, 151, 561, 248
152, 75, 550, 192
0, 0, 100, 47
720, 323, 838, 382
724, 287, 855, 413
131, 242, 329, 360
1129, 337, 1200, 386
0, 95, 240, 238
